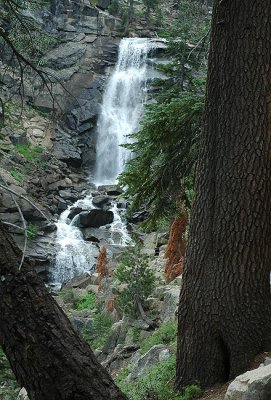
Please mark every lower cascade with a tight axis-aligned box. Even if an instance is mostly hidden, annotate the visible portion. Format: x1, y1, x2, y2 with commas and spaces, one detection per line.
50, 37, 157, 288
51, 192, 132, 290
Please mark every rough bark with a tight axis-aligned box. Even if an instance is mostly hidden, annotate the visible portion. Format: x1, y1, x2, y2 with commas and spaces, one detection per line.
0, 221, 127, 400
176, 0, 271, 389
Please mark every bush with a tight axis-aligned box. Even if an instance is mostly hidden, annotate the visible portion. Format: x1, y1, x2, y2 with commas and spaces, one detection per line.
59, 288, 78, 308
14, 143, 45, 164
74, 292, 96, 311
10, 168, 24, 183
27, 223, 39, 240
0, 348, 19, 399
114, 246, 156, 318
117, 353, 200, 400
86, 310, 113, 350
140, 320, 177, 354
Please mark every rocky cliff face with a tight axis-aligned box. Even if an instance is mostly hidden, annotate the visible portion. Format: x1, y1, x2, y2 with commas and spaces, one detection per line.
0, 1, 123, 281
0, 0, 167, 283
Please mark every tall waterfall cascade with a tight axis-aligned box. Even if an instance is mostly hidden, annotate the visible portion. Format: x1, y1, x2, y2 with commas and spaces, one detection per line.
50, 38, 161, 289
95, 38, 157, 184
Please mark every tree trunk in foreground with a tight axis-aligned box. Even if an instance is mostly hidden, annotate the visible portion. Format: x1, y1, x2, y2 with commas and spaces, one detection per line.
0, 222, 127, 400
176, 0, 271, 389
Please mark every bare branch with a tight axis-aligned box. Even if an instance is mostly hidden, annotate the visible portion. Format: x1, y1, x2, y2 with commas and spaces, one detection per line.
2, 178, 27, 270
0, 182, 50, 222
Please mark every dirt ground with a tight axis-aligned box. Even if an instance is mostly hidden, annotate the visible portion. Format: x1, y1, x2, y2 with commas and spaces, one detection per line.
200, 384, 228, 400
198, 351, 271, 400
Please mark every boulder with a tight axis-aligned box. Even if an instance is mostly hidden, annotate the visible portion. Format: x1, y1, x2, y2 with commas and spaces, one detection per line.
70, 317, 93, 333
67, 207, 83, 220
79, 209, 114, 228
128, 344, 169, 380
128, 210, 149, 223
102, 321, 129, 355
225, 364, 271, 400
53, 141, 82, 167
59, 190, 78, 202
92, 195, 110, 208
63, 272, 96, 289
160, 287, 180, 322
82, 226, 115, 243
97, 185, 123, 196
17, 388, 29, 400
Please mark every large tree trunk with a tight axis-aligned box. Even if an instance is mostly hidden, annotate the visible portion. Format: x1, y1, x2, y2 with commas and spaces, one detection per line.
175, 0, 271, 389
0, 221, 127, 400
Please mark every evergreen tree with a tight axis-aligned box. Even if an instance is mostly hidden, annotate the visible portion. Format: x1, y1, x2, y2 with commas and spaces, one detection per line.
119, 0, 210, 227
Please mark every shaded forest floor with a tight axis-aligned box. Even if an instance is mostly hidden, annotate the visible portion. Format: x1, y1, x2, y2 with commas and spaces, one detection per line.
200, 384, 228, 400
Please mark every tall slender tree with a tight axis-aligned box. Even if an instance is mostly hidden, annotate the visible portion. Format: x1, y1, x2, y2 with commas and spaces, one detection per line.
176, 0, 271, 389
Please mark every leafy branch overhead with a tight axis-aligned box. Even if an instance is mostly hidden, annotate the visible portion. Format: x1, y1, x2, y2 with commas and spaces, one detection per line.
0, 0, 64, 115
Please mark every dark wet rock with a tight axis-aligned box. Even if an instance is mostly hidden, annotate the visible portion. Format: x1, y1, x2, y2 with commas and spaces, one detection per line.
59, 190, 79, 202
68, 207, 83, 220
82, 227, 112, 242
98, 185, 123, 196
92, 195, 110, 208
79, 209, 114, 228
117, 199, 128, 209
128, 210, 149, 223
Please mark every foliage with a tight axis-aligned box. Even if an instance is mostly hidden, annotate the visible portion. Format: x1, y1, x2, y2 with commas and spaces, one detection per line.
74, 292, 96, 311
59, 288, 78, 308
27, 222, 39, 240
119, 0, 210, 225
116, 352, 201, 400
10, 168, 24, 183
108, 0, 120, 16
0, 0, 56, 63
114, 246, 155, 318
0, 348, 19, 400
85, 310, 113, 350
9, 27, 56, 64
142, 0, 160, 21
14, 143, 44, 164
119, 93, 203, 222
164, 215, 188, 282
115, 367, 131, 385
140, 320, 177, 354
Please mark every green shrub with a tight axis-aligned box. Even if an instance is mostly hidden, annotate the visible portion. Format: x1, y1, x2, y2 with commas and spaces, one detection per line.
27, 223, 39, 240
0, 348, 19, 399
115, 367, 131, 385
10, 168, 24, 183
140, 320, 177, 354
74, 292, 96, 311
59, 288, 78, 308
114, 246, 156, 318
14, 143, 44, 164
108, 0, 120, 15
117, 353, 200, 400
86, 310, 113, 350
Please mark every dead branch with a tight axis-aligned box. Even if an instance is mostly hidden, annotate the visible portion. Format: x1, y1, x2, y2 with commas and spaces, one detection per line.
0, 182, 50, 222
2, 178, 27, 270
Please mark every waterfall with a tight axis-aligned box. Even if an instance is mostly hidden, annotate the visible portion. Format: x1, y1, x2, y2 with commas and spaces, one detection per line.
50, 38, 158, 289
95, 38, 155, 184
